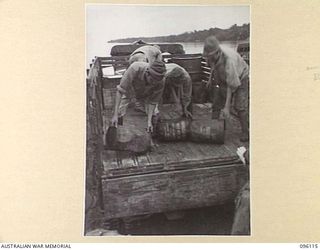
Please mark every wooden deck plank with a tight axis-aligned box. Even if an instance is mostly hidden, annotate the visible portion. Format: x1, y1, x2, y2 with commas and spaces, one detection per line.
136, 154, 150, 167
184, 142, 205, 160
147, 149, 167, 165
165, 143, 183, 163
224, 142, 239, 155
188, 142, 220, 161
117, 151, 136, 169
131, 155, 139, 167
193, 144, 217, 159
102, 150, 119, 170
172, 142, 194, 162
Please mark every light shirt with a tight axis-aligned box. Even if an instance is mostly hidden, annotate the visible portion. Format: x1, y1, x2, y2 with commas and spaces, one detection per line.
117, 61, 164, 105
165, 63, 192, 108
221, 47, 249, 92
130, 45, 161, 64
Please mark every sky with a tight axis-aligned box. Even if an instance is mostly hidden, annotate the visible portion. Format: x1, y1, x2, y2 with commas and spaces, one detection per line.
86, 5, 249, 41
86, 5, 249, 65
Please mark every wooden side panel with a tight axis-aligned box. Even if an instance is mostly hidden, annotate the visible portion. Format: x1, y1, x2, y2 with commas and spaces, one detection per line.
85, 59, 107, 232
102, 164, 248, 219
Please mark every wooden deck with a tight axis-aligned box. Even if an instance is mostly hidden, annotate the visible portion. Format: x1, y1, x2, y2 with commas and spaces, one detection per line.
101, 103, 247, 178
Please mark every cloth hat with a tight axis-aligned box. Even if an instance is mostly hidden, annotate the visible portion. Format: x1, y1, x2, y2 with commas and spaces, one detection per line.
147, 59, 166, 81
168, 66, 185, 78
203, 36, 221, 57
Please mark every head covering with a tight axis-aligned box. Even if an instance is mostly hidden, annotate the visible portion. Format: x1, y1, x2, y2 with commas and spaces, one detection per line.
147, 59, 166, 81
203, 36, 221, 57
168, 66, 184, 78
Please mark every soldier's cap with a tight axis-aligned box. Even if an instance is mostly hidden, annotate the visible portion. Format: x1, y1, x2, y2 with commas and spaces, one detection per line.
168, 66, 185, 79
203, 36, 221, 57
147, 59, 166, 81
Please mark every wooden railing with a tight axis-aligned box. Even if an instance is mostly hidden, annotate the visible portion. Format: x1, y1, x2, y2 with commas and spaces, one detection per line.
95, 53, 211, 82
87, 53, 214, 109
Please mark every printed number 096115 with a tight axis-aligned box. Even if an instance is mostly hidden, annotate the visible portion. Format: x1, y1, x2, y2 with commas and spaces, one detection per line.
300, 244, 318, 248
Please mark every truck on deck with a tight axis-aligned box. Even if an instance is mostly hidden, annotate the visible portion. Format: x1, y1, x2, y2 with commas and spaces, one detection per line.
85, 43, 249, 234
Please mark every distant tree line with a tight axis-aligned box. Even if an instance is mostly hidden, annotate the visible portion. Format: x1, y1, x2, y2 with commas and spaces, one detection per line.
108, 23, 250, 43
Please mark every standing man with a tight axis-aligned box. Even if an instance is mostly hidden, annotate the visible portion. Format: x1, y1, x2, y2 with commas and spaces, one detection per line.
111, 59, 166, 132
203, 36, 249, 142
164, 63, 193, 119
129, 45, 162, 65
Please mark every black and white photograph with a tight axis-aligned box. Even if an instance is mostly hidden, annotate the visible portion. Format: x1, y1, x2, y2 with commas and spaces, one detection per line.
85, 4, 250, 236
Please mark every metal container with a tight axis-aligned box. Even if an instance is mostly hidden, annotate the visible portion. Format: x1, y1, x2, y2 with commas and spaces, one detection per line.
105, 125, 152, 153
157, 118, 225, 144
171, 56, 202, 82
189, 119, 225, 144
157, 118, 189, 141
